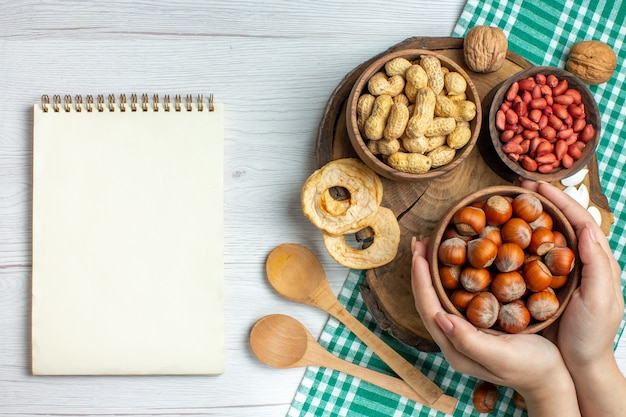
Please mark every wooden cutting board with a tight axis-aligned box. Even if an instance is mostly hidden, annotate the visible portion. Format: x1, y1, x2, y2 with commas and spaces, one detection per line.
315, 37, 614, 352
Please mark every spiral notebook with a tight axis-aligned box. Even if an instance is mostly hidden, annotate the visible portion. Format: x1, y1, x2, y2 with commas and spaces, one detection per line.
31, 94, 224, 375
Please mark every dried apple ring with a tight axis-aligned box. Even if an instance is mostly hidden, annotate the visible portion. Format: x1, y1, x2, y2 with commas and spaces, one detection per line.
301, 158, 383, 235
320, 188, 351, 216
322, 206, 400, 269
334, 158, 384, 205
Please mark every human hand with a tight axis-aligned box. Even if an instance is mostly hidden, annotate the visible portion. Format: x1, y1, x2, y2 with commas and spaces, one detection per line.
411, 237, 580, 415
520, 180, 626, 417
521, 180, 624, 368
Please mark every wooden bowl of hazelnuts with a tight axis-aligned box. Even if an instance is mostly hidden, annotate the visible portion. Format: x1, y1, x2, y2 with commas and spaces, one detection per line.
427, 185, 581, 335
346, 49, 482, 181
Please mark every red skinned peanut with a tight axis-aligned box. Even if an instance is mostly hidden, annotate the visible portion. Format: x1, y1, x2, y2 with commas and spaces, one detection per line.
519, 117, 539, 130
514, 100, 527, 117
564, 133, 579, 146
506, 109, 519, 124
552, 79, 568, 96
538, 163, 554, 173
568, 144, 583, 160
555, 140, 568, 160
520, 139, 530, 154
530, 97, 547, 109
572, 118, 586, 132
552, 103, 568, 119
496, 110, 506, 131
520, 155, 538, 171
545, 94, 554, 106
568, 103, 585, 119
564, 88, 582, 104
506, 82, 520, 101
529, 137, 542, 155
500, 129, 515, 143
536, 140, 554, 156
508, 152, 520, 162
557, 128, 574, 140
502, 142, 524, 154
519, 78, 537, 91
529, 108, 542, 123
541, 126, 556, 141
522, 129, 539, 140
543, 106, 553, 117
535, 73, 547, 85
561, 153, 574, 168
536, 152, 557, 165
553, 95, 574, 106
546, 74, 558, 87
580, 124, 595, 142
564, 113, 573, 127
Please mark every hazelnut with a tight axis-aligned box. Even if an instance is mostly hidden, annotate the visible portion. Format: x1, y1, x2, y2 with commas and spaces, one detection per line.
523, 259, 553, 292
466, 291, 500, 328
497, 300, 531, 333
443, 225, 472, 242
479, 225, 503, 246
453, 206, 486, 236
550, 274, 569, 290
529, 227, 556, 255
438, 237, 467, 266
544, 246, 576, 276
553, 230, 567, 247
439, 265, 461, 290
501, 218, 532, 249
472, 381, 499, 413
527, 289, 560, 321
460, 267, 492, 293
466, 237, 498, 268
483, 195, 513, 226
463, 26, 508, 73
494, 242, 525, 272
511, 193, 543, 223
529, 210, 554, 231
566, 40, 617, 84
450, 288, 477, 311
490, 271, 526, 303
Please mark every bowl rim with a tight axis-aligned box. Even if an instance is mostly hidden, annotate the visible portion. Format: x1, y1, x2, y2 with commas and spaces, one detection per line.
427, 184, 581, 335
346, 48, 482, 181
486, 65, 601, 182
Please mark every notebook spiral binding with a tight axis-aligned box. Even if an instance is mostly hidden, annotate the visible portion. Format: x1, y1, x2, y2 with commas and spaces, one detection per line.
41, 93, 214, 113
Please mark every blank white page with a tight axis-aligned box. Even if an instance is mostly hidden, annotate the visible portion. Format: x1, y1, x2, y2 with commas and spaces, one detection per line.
32, 97, 224, 375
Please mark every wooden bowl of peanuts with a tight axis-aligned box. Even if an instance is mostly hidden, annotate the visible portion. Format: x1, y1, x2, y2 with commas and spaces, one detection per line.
346, 49, 482, 181
479, 66, 601, 183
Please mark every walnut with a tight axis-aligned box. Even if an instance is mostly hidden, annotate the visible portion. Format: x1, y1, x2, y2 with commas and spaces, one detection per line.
566, 40, 617, 85
463, 26, 508, 73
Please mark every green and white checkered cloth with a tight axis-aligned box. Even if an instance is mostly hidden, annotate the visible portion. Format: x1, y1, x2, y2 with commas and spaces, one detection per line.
288, 1, 626, 415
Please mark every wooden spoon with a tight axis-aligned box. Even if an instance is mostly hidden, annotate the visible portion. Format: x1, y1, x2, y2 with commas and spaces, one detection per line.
250, 314, 457, 414
265, 243, 443, 406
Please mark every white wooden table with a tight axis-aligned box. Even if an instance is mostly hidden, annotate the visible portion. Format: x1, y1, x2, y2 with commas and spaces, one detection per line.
1, 1, 624, 416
